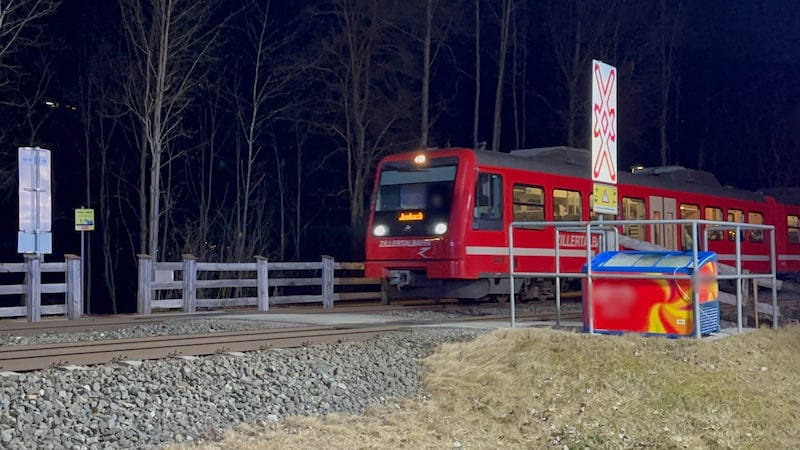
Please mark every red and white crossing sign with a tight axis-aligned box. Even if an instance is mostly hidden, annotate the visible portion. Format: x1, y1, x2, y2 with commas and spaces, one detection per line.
591, 59, 617, 185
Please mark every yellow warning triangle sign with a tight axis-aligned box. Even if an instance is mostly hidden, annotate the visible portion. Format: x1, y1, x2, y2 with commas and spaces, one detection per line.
602, 191, 609, 203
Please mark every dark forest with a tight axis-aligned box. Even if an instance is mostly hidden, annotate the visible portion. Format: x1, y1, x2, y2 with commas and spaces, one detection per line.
1, 0, 798, 313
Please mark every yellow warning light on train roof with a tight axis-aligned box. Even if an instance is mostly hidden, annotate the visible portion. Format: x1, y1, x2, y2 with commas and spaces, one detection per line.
399, 211, 424, 221
414, 154, 426, 164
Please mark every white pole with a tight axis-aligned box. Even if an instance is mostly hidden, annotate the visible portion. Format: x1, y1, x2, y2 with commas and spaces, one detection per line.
81, 228, 85, 313
34, 147, 41, 261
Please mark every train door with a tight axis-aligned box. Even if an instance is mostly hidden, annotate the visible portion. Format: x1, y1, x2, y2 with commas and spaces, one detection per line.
649, 196, 678, 250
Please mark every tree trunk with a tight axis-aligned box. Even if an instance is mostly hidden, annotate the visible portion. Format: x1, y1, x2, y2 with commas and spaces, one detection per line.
511, 1, 520, 150
138, 132, 148, 256
472, 0, 480, 148
274, 142, 286, 261
100, 141, 117, 314
82, 83, 93, 315
521, 26, 527, 149
147, 144, 162, 261
294, 130, 303, 260
566, 14, 582, 148
160, 157, 173, 258
350, 181, 365, 259
659, 109, 668, 166
491, 0, 512, 152
420, 0, 432, 148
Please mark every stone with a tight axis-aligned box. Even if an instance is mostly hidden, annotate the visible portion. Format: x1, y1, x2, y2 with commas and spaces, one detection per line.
0, 320, 483, 450
119, 360, 143, 368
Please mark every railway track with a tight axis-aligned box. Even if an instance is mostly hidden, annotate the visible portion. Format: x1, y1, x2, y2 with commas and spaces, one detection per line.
0, 293, 790, 373
0, 325, 400, 372
0, 309, 585, 373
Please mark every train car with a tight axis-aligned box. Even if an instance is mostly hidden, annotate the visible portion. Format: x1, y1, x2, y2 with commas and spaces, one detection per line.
756, 188, 800, 280
364, 146, 799, 301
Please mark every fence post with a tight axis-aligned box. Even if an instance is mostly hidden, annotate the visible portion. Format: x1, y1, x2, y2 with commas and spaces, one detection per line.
24, 254, 41, 322
322, 255, 334, 308
137, 254, 153, 315
256, 256, 269, 311
182, 254, 198, 313
65, 254, 82, 320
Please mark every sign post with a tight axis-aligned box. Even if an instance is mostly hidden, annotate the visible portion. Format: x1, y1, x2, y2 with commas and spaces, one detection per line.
591, 59, 618, 216
18, 147, 53, 259
75, 207, 95, 313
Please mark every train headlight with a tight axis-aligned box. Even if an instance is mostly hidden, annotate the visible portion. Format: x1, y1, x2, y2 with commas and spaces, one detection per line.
373, 224, 388, 236
433, 222, 448, 235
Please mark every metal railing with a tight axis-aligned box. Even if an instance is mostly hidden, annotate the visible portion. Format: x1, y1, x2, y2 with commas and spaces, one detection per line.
507, 219, 779, 338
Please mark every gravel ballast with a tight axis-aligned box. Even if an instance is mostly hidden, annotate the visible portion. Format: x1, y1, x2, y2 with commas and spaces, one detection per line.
0, 328, 484, 450
0, 319, 305, 347
378, 300, 583, 320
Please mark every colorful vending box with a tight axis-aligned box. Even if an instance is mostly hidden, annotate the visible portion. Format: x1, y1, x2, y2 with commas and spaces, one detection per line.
581, 251, 720, 337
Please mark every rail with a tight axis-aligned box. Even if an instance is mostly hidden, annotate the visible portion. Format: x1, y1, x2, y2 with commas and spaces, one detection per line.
0, 254, 83, 322
136, 254, 382, 314
507, 219, 779, 338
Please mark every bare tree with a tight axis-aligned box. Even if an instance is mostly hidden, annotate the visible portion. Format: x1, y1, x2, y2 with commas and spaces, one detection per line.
0, 51, 55, 145
537, 0, 612, 147
546, 1, 594, 147
490, 0, 513, 151
0, 0, 59, 74
230, 0, 298, 262
311, 0, 419, 254
0, 0, 59, 195
420, 0, 433, 148
472, 0, 481, 148
179, 80, 231, 262
537, 0, 648, 149
391, 0, 460, 149
289, 121, 312, 260
119, 0, 223, 261
74, 33, 127, 313
510, 1, 527, 149
655, 0, 685, 166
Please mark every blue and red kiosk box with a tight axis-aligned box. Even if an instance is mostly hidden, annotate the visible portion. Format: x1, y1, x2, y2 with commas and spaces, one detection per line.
581, 251, 721, 337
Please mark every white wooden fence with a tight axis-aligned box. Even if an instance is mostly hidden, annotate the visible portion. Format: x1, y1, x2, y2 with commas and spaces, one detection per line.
137, 254, 382, 314
0, 254, 82, 322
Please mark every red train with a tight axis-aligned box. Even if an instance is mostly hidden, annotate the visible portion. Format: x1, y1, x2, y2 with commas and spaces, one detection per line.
364, 146, 800, 302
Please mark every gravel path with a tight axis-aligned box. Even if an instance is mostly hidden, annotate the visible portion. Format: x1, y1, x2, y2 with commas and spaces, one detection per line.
0, 319, 305, 347
0, 328, 483, 450
378, 301, 583, 320
0, 302, 581, 346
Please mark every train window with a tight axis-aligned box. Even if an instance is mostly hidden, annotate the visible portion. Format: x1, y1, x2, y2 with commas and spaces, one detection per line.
553, 189, 582, 221
513, 184, 545, 229
748, 212, 764, 243
727, 209, 745, 242
788, 216, 800, 243
680, 204, 700, 250
473, 173, 503, 231
705, 207, 724, 240
621, 197, 645, 240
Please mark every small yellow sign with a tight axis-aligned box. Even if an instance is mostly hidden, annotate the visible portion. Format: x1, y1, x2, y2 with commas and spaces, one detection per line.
398, 211, 424, 221
75, 208, 95, 231
592, 183, 618, 215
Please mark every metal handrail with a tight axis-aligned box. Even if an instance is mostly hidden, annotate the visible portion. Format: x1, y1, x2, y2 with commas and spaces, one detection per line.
507, 219, 779, 338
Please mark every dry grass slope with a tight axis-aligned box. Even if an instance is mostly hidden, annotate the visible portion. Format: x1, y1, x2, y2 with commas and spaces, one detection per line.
169, 326, 800, 450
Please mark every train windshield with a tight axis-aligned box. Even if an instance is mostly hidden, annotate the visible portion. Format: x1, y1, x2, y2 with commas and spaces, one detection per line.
376, 157, 458, 213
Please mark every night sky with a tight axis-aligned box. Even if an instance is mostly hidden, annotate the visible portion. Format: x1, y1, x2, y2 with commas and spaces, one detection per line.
0, 0, 797, 312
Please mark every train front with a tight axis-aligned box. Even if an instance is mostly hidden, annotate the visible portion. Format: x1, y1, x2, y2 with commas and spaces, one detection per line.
365, 149, 470, 300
